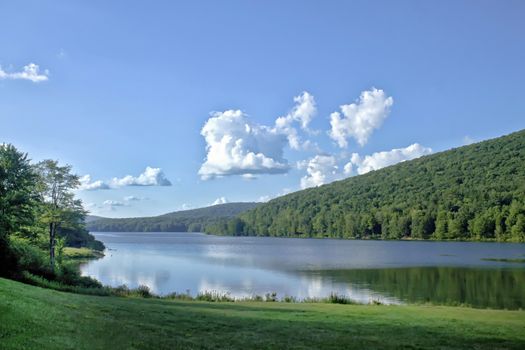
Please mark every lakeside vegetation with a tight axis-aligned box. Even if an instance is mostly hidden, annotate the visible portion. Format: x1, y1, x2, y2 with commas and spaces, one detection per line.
209, 129, 525, 242
0, 144, 103, 290
1, 278, 524, 350
86, 202, 259, 232
481, 258, 525, 264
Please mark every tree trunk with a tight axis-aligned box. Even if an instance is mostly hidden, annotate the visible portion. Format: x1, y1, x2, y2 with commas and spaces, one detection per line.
49, 222, 55, 272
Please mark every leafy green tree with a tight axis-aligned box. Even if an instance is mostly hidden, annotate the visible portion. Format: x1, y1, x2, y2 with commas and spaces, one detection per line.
35, 160, 80, 271
0, 144, 39, 275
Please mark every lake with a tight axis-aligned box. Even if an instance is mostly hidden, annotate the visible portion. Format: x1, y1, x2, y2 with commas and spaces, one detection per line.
81, 232, 525, 309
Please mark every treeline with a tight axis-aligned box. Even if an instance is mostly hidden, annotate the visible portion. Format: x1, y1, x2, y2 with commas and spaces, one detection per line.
86, 202, 259, 232
0, 144, 103, 279
209, 129, 525, 242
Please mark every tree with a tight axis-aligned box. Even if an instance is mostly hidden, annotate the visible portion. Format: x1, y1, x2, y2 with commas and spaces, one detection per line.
0, 144, 38, 276
35, 160, 80, 271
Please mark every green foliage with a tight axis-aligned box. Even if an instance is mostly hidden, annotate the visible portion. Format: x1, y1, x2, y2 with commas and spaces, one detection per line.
327, 292, 355, 305
0, 144, 104, 280
0, 144, 39, 276
62, 247, 104, 259
86, 202, 259, 232
21, 272, 111, 296
216, 130, 525, 242
0, 144, 39, 237
195, 291, 235, 302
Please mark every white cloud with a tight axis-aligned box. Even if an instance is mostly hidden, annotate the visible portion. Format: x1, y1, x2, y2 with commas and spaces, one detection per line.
329, 88, 393, 147
0, 63, 49, 83
241, 173, 257, 180
57, 49, 67, 59
199, 110, 290, 179
112, 167, 172, 187
258, 195, 272, 202
343, 162, 353, 175
344, 143, 432, 175
103, 200, 126, 211
463, 135, 475, 145
211, 197, 229, 205
181, 203, 192, 210
297, 143, 432, 189
78, 175, 110, 191
299, 154, 340, 189
275, 91, 317, 150
257, 187, 293, 202
124, 195, 143, 201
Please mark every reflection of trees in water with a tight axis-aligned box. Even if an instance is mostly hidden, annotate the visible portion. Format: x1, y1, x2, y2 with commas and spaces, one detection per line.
316, 267, 525, 309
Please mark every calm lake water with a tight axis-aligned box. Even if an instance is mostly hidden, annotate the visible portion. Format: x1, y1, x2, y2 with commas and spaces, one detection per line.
81, 232, 525, 309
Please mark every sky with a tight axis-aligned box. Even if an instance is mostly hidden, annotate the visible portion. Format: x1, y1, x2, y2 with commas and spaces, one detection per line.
1, 0, 524, 217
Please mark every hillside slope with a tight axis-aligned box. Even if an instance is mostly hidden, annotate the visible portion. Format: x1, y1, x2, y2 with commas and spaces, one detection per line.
210, 129, 525, 241
87, 202, 259, 232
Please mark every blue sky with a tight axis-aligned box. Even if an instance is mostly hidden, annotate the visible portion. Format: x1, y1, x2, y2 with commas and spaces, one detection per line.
1, 0, 524, 217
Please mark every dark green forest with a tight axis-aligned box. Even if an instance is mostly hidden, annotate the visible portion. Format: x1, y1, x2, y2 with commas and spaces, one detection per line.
86, 202, 259, 232
209, 129, 525, 242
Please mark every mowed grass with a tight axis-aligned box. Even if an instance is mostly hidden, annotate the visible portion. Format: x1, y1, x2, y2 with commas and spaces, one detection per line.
1, 278, 524, 349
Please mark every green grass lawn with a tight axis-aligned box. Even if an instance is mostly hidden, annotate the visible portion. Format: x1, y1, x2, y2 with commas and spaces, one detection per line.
1, 278, 524, 349
62, 247, 104, 260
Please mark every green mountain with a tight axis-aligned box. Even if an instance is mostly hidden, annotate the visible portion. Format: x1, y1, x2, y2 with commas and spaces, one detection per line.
86, 202, 259, 232
209, 129, 525, 241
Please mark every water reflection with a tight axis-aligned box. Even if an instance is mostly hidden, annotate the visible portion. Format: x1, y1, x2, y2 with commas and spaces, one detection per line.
81, 232, 525, 308
310, 267, 525, 309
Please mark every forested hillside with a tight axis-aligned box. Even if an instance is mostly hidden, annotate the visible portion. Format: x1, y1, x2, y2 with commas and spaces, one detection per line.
86, 202, 259, 232
209, 129, 525, 241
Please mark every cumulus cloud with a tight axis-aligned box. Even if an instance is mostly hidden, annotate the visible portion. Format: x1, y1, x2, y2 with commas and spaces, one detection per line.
0, 63, 49, 83
298, 154, 340, 189
329, 88, 393, 147
103, 200, 126, 211
241, 173, 257, 180
344, 143, 432, 175
78, 175, 110, 191
275, 91, 317, 150
257, 188, 293, 202
199, 110, 290, 179
211, 197, 229, 205
463, 136, 475, 145
297, 143, 432, 188
258, 195, 272, 202
112, 167, 172, 187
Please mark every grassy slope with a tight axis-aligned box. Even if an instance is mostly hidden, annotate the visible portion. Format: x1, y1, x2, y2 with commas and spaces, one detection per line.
1, 278, 524, 349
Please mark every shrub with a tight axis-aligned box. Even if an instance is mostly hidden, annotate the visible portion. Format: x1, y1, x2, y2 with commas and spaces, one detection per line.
22, 272, 111, 296
196, 291, 234, 302
265, 292, 277, 302
327, 292, 354, 305
9, 238, 53, 278
283, 295, 297, 303
136, 285, 152, 298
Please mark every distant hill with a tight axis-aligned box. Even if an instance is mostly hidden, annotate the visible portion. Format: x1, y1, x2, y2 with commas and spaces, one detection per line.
86, 202, 260, 232
209, 129, 525, 242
